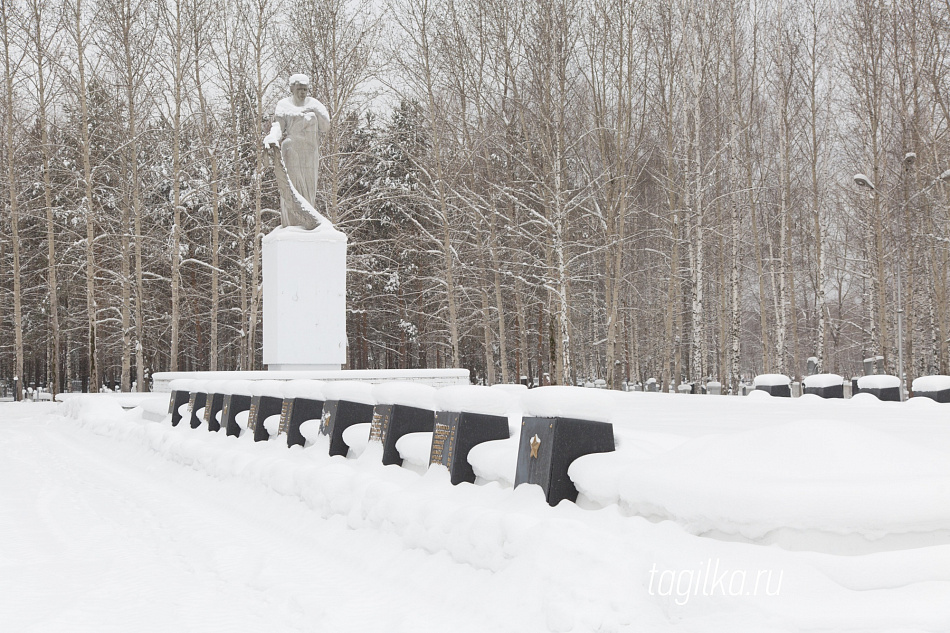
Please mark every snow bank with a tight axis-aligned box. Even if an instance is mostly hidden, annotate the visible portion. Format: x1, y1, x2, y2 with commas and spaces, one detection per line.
434, 385, 515, 417
913, 375, 950, 393
322, 381, 375, 405
282, 379, 326, 401
615, 418, 950, 547
520, 386, 627, 423
753, 373, 791, 387
372, 382, 437, 410
248, 380, 286, 398
857, 375, 900, 389
803, 373, 844, 389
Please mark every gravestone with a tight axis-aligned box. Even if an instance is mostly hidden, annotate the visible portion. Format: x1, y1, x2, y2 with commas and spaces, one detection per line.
368, 403, 435, 466
803, 374, 844, 399
247, 395, 284, 442
221, 393, 253, 437
203, 392, 226, 432
514, 417, 615, 506
280, 397, 324, 447
707, 381, 722, 395
188, 392, 207, 428
857, 376, 901, 402
911, 376, 950, 403
753, 375, 791, 397
168, 390, 190, 427
806, 357, 818, 376
429, 411, 510, 485
863, 357, 876, 376
646, 378, 658, 393
319, 399, 375, 457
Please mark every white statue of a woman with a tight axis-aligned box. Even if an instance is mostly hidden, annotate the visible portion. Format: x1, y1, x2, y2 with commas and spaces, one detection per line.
263, 74, 331, 229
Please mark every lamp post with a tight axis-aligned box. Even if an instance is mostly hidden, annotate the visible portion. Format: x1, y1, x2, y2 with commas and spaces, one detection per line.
854, 172, 904, 400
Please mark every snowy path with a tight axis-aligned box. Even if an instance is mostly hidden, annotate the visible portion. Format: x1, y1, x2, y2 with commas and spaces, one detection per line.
3, 398, 950, 632
0, 405, 528, 632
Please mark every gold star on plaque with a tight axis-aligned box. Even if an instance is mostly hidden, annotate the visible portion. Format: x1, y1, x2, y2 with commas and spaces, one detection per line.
529, 434, 541, 458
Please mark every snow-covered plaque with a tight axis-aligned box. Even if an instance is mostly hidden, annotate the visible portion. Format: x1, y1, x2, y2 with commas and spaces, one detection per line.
168, 390, 190, 427
514, 417, 615, 506
319, 399, 375, 457
247, 395, 283, 442
282, 397, 323, 447
429, 411, 509, 485
222, 394, 252, 438
369, 403, 435, 467
188, 392, 207, 429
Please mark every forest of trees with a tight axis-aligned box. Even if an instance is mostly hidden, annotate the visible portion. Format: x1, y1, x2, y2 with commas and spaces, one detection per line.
2, 0, 950, 395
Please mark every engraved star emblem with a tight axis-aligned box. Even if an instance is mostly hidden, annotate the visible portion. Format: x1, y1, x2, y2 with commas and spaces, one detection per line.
529, 434, 541, 459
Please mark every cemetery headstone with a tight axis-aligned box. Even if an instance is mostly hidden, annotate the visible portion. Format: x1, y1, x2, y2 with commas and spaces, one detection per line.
514, 416, 615, 506
221, 393, 253, 437
806, 357, 818, 376
753, 374, 791, 397
429, 411, 510, 485
188, 392, 208, 429
856, 375, 900, 402
368, 403, 435, 466
247, 395, 284, 442
911, 376, 950, 403
319, 399, 375, 457
802, 374, 844, 399
707, 381, 722, 395
280, 397, 324, 447
168, 390, 190, 427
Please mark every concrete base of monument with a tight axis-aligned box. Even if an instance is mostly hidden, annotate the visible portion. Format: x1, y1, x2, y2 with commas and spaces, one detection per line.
151, 369, 470, 393
263, 225, 347, 370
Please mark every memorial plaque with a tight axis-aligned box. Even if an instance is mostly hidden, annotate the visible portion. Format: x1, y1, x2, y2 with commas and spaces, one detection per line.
429, 411, 509, 485
221, 393, 252, 437
168, 390, 190, 427
514, 417, 615, 506
188, 392, 208, 429
319, 399, 375, 457
204, 392, 226, 432
368, 403, 435, 466
248, 395, 284, 442
282, 397, 324, 448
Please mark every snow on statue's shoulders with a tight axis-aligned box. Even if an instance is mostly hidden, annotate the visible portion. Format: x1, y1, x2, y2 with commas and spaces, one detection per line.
373, 382, 437, 410
802, 373, 843, 389
753, 373, 791, 387
857, 375, 900, 389
274, 96, 329, 119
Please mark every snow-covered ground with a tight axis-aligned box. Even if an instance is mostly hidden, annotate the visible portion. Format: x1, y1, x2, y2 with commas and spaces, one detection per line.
2, 388, 949, 632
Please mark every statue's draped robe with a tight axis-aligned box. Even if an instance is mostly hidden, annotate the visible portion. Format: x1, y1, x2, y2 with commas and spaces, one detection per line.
271, 96, 330, 220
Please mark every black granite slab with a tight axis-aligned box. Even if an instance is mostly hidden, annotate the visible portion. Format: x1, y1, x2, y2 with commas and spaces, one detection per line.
204, 392, 226, 432
247, 395, 284, 442
514, 416, 615, 506
280, 397, 324, 448
221, 393, 252, 437
429, 411, 509, 485
188, 392, 208, 428
368, 403, 435, 466
168, 390, 190, 427
319, 399, 375, 457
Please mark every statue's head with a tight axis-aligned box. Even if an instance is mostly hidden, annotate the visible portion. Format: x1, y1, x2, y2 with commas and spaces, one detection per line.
289, 74, 310, 101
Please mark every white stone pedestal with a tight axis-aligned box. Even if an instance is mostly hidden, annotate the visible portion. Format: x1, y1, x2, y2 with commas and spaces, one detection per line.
263, 225, 347, 370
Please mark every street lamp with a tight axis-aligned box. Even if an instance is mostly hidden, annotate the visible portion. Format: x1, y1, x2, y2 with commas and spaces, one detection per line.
853, 172, 904, 400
